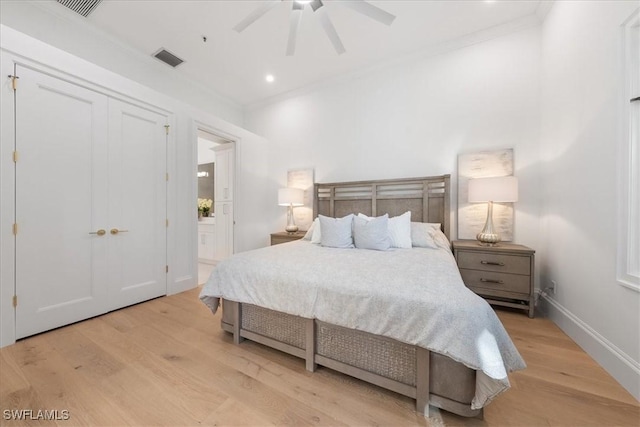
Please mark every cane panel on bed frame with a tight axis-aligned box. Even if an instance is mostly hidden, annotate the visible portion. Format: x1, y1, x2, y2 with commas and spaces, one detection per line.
221, 174, 483, 418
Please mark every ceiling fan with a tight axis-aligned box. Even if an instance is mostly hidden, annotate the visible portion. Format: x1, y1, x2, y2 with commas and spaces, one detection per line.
233, 0, 396, 56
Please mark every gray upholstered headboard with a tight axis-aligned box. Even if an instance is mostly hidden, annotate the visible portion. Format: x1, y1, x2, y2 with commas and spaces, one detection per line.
313, 175, 451, 240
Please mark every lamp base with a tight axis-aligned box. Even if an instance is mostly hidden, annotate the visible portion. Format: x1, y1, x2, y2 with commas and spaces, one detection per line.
476, 232, 501, 246
285, 225, 299, 234
285, 204, 298, 234
476, 201, 501, 246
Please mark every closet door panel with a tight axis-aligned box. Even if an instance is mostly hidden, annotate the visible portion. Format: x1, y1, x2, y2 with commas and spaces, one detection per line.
107, 100, 167, 309
15, 66, 109, 339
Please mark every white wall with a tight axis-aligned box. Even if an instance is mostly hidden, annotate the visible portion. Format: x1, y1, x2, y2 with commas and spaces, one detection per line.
0, 0, 242, 126
197, 138, 218, 165
245, 26, 543, 256
539, 1, 640, 399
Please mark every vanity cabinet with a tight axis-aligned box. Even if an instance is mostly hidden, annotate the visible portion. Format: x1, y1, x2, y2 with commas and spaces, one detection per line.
198, 218, 216, 264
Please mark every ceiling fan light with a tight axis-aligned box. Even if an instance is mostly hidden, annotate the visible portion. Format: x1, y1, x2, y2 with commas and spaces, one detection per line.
295, 0, 312, 4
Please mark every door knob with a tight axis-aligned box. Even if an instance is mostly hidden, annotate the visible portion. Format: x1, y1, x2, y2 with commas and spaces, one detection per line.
89, 229, 106, 236
110, 228, 129, 235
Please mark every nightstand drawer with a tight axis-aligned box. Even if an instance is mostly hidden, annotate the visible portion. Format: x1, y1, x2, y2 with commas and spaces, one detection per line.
270, 231, 306, 246
460, 269, 530, 296
456, 251, 530, 275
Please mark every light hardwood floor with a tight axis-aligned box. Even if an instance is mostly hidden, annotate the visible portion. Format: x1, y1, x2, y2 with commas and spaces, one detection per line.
198, 263, 216, 285
1, 288, 638, 426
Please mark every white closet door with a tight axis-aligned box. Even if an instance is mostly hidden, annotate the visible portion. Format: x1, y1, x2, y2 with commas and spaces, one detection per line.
107, 99, 167, 309
15, 66, 110, 339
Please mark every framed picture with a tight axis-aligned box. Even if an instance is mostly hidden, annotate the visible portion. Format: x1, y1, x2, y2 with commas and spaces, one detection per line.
458, 149, 514, 241
287, 168, 314, 231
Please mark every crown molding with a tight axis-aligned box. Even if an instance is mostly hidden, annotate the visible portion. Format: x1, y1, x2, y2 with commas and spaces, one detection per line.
535, 1, 556, 22
244, 13, 541, 112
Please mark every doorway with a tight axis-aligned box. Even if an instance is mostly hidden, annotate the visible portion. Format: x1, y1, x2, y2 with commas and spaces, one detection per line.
196, 129, 234, 284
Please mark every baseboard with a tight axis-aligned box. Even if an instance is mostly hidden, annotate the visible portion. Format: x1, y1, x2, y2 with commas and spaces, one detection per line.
169, 275, 197, 295
539, 292, 640, 400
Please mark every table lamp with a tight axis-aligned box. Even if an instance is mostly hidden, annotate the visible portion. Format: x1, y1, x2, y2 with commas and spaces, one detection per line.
278, 188, 304, 233
468, 176, 518, 246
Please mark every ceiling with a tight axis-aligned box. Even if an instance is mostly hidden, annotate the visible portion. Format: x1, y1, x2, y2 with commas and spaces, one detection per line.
80, 0, 543, 106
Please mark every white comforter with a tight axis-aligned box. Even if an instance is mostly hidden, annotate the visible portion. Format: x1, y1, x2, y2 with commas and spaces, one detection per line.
200, 241, 526, 409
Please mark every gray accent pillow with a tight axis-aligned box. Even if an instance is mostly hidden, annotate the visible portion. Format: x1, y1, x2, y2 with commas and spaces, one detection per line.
410, 222, 439, 248
319, 214, 354, 248
353, 214, 391, 251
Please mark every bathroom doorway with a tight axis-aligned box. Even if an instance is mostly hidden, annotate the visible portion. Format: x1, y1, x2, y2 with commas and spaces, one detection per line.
197, 129, 234, 284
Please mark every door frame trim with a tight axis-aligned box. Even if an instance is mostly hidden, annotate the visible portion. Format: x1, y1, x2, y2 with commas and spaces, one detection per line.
190, 119, 239, 280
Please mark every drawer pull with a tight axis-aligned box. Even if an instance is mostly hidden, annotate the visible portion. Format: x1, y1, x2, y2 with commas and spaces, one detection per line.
481, 260, 505, 266
480, 278, 504, 284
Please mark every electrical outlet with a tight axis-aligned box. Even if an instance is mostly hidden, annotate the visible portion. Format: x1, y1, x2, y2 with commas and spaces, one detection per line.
550, 280, 557, 294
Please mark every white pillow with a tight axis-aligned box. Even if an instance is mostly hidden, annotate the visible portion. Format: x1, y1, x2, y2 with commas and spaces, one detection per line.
431, 227, 451, 251
358, 211, 412, 248
411, 222, 445, 248
353, 214, 391, 251
388, 211, 412, 248
305, 218, 322, 244
410, 222, 438, 248
303, 218, 317, 241
319, 215, 354, 248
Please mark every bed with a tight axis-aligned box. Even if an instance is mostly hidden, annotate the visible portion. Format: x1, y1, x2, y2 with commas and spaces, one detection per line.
200, 175, 525, 418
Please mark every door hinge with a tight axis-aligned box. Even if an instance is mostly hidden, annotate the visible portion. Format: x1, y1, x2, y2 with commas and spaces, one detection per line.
165, 265, 169, 273
166, 173, 169, 181
12, 223, 18, 235
164, 125, 170, 135
8, 75, 19, 91
166, 219, 169, 227
12, 295, 17, 308
12, 151, 18, 163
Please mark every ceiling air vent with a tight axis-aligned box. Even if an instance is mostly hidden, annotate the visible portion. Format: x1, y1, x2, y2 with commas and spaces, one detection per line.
153, 49, 184, 68
56, 0, 103, 17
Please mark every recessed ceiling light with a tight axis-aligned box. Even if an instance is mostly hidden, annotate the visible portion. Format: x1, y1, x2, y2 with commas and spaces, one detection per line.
265, 74, 275, 83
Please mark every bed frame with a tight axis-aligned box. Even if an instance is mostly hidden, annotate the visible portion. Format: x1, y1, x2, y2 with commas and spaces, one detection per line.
220, 175, 483, 418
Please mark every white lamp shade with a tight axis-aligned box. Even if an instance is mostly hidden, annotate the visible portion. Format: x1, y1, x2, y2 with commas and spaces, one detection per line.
468, 176, 518, 203
278, 188, 304, 206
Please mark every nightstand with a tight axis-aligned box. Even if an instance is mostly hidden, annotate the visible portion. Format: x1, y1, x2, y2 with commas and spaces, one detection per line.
270, 231, 306, 246
452, 240, 535, 318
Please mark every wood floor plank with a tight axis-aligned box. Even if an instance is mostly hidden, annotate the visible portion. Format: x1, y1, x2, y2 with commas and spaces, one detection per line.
201, 397, 277, 426
497, 311, 639, 407
1, 287, 638, 426
176, 323, 428, 426
75, 317, 230, 423
119, 311, 345, 427
0, 350, 31, 397
139, 294, 430, 425
2, 333, 132, 426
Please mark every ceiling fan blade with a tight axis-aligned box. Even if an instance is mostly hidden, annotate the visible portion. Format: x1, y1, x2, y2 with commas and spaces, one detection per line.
233, 0, 281, 33
317, 9, 345, 55
341, 0, 396, 26
310, 0, 323, 12
286, 6, 303, 56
